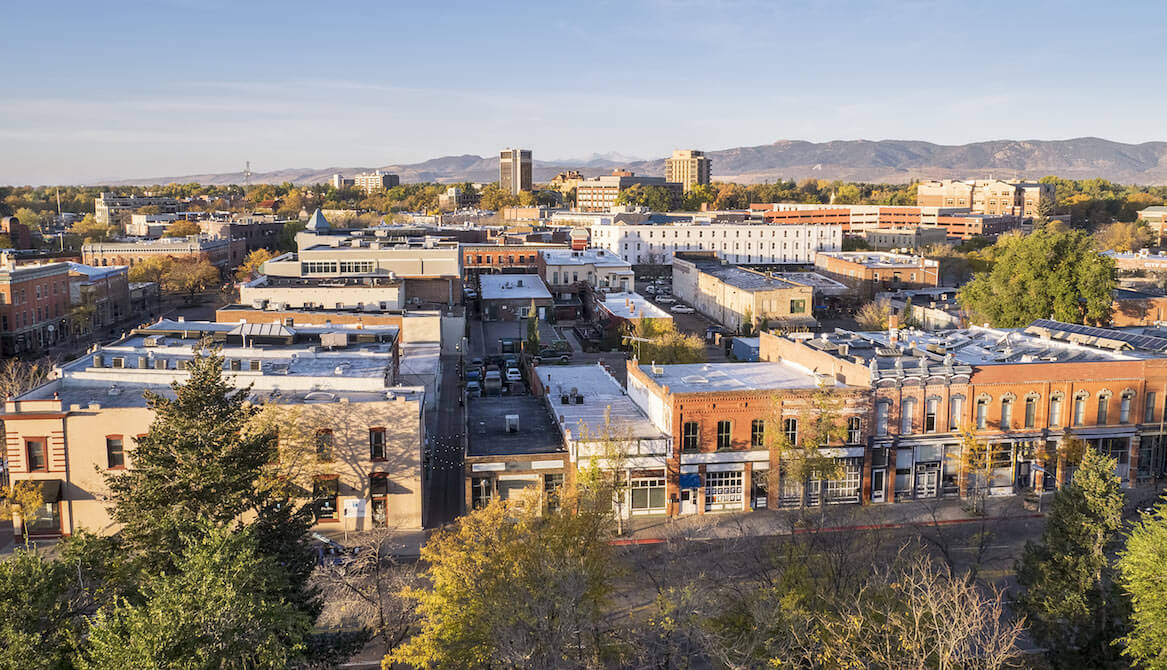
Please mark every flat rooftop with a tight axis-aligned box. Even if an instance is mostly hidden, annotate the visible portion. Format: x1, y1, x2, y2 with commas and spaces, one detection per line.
771, 272, 850, 294
817, 251, 935, 268
540, 248, 633, 268
595, 292, 672, 320
467, 395, 564, 457
536, 364, 665, 441
690, 260, 802, 292
637, 360, 829, 394
479, 274, 552, 301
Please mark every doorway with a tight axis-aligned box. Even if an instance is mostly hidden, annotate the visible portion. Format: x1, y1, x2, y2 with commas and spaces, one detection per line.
680, 488, 698, 515
915, 462, 940, 498
871, 469, 886, 503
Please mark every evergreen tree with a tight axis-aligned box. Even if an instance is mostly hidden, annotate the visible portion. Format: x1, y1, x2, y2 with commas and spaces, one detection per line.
1015, 447, 1127, 667
1117, 496, 1167, 669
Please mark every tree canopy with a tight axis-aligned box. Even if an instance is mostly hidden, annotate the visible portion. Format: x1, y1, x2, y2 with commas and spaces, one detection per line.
958, 229, 1115, 327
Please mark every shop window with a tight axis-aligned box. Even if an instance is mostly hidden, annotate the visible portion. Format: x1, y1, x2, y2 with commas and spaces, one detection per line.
370, 474, 388, 527
369, 428, 386, 461
106, 436, 125, 469
751, 419, 765, 448
705, 471, 743, 510
471, 477, 493, 510
750, 469, 769, 508
312, 477, 339, 522
25, 439, 46, 472
25, 501, 60, 535
630, 478, 666, 511
315, 429, 334, 461
682, 422, 699, 452
716, 421, 732, 450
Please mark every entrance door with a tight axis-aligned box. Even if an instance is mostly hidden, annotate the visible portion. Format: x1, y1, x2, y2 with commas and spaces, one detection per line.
915, 463, 939, 498
537, 306, 546, 320
871, 469, 886, 503
680, 489, 698, 515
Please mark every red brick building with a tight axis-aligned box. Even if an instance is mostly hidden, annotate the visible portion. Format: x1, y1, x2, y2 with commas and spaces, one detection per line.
0, 256, 70, 355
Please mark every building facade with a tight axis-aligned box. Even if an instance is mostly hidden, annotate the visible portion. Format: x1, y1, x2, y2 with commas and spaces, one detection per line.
590, 220, 843, 266
352, 171, 400, 195
814, 251, 941, 299
0, 256, 70, 355
82, 236, 246, 271
672, 255, 816, 331
664, 150, 712, 192
67, 263, 131, 337
500, 148, 533, 195
917, 179, 1054, 218
94, 193, 181, 226
575, 172, 683, 212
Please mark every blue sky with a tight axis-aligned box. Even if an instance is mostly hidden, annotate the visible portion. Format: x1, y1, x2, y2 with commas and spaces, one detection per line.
3, 0, 1166, 184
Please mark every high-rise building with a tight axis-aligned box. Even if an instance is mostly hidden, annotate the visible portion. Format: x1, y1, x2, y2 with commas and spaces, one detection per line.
352, 170, 400, 195
499, 148, 532, 195
664, 150, 712, 192
916, 179, 1054, 218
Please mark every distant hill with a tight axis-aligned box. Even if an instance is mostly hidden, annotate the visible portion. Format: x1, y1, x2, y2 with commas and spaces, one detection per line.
104, 137, 1167, 187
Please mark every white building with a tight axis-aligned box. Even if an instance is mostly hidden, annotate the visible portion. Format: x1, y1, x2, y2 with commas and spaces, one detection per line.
589, 221, 843, 265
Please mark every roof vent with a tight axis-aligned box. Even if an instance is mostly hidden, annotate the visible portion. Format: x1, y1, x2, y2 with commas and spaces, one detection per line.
505, 414, 519, 433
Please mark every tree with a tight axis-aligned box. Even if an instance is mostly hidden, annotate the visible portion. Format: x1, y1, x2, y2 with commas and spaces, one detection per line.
615, 184, 675, 211
1094, 219, 1152, 252
625, 317, 704, 364
161, 258, 220, 301
766, 381, 848, 510
163, 219, 202, 237
1117, 495, 1167, 669
0, 547, 77, 669
0, 481, 44, 543
390, 489, 616, 669
959, 229, 1116, 327
740, 307, 753, 336
70, 214, 118, 243
525, 300, 540, 352
126, 255, 173, 285
681, 184, 716, 211
478, 183, 520, 211
235, 248, 276, 282
956, 425, 992, 515
1015, 446, 1127, 668
78, 525, 312, 670
856, 298, 892, 330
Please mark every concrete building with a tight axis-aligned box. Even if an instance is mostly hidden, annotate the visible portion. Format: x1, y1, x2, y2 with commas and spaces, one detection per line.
672, 255, 816, 331
813, 251, 940, 299
575, 171, 682, 212
0, 255, 70, 355
438, 185, 480, 210
352, 171, 400, 195
862, 226, 950, 250
67, 263, 131, 337
2, 318, 425, 538
1137, 205, 1167, 246
479, 274, 553, 321
331, 174, 356, 189
500, 148, 533, 195
464, 392, 568, 512
125, 213, 181, 238
1106, 250, 1167, 273
94, 193, 181, 226
82, 236, 246, 272
664, 150, 712, 193
916, 179, 1055, 218
590, 219, 843, 266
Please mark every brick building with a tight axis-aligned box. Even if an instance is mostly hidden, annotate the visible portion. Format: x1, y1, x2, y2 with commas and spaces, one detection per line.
0, 216, 34, 249
813, 251, 940, 299
66, 263, 131, 337
916, 179, 1054, 218
82, 236, 246, 272
461, 243, 564, 282
0, 256, 70, 355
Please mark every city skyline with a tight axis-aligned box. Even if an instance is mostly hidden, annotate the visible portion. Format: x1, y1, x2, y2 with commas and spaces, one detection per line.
4, 0, 1167, 184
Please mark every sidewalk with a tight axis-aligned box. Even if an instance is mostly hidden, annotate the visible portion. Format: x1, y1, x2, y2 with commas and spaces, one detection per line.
615, 495, 1041, 544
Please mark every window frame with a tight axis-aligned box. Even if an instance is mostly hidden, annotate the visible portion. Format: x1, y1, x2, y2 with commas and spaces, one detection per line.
312, 476, 340, 522
105, 435, 125, 469
750, 419, 765, 448
682, 421, 699, 452
716, 420, 732, 451
25, 438, 47, 472
368, 427, 387, 461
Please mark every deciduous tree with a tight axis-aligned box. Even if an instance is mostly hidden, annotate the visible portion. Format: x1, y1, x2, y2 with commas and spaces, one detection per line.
235, 248, 277, 281
163, 219, 202, 237
1117, 495, 1167, 669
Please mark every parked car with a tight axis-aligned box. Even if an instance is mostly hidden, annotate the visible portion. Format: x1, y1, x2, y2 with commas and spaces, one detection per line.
656, 296, 676, 304
465, 380, 482, 397
465, 368, 482, 382
534, 348, 572, 364
670, 305, 695, 313
505, 368, 522, 382
469, 357, 483, 369
643, 285, 657, 294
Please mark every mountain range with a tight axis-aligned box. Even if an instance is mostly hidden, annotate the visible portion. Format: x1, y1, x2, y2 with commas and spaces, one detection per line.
106, 137, 1167, 187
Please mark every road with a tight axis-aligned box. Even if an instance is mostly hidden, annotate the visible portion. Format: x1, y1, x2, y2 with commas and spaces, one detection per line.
423, 351, 465, 528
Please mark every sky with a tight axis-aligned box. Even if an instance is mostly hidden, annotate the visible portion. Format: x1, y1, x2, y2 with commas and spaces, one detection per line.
3, 0, 1167, 184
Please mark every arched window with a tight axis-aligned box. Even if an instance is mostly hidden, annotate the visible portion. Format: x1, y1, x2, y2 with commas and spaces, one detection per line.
901, 398, 916, 435
1120, 389, 1135, 424
1024, 392, 1040, 429
1049, 392, 1064, 428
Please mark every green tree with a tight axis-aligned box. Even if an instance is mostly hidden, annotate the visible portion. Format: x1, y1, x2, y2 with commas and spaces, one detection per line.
765, 381, 848, 510
681, 184, 716, 211
70, 214, 118, 243
525, 299, 540, 352
614, 184, 675, 211
78, 525, 312, 670
1117, 495, 1167, 669
958, 229, 1115, 327
479, 183, 520, 211
163, 219, 202, 237
1015, 447, 1127, 668
0, 548, 75, 669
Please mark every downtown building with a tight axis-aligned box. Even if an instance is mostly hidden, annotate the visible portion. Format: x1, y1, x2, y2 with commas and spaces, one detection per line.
664, 150, 712, 192
94, 193, 182, 226
575, 171, 683, 212
2, 318, 425, 538
589, 217, 843, 265
916, 179, 1055, 218
500, 148, 533, 195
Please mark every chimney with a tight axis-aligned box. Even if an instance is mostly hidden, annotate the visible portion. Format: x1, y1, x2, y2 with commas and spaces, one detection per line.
888, 313, 900, 345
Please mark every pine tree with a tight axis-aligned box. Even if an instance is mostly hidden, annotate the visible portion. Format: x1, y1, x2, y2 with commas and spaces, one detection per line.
1015, 447, 1127, 667
1117, 496, 1167, 669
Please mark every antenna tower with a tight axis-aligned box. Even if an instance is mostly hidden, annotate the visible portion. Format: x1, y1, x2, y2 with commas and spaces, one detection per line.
244, 160, 252, 187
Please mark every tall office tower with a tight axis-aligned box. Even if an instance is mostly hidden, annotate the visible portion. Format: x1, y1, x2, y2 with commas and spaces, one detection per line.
499, 148, 532, 195
664, 149, 712, 192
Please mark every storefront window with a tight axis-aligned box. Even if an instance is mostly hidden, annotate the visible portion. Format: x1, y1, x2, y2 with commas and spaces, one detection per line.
630, 478, 666, 512
704, 471, 743, 511
471, 477, 493, 510
312, 477, 339, 521
370, 474, 388, 527
25, 502, 60, 535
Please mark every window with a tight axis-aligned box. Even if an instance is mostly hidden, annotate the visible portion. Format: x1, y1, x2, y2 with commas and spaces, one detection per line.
370, 474, 388, 527
25, 501, 60, 535
1073, 394, 1087, 426
875, 402, 889, 436
975, 398, 988, 430
716, 420, 732, 450
544, 473, 564, 512
106, 436, 125, 469
789, 299, 806, 314
682, 421, 699, 452
1097, 395, 1110, 425
783, 417, 798, 443
315, 429, 334, 461
924, 398, 938, 433
1145, 391, 1157, 423
312, 477, 339, 521
901, 398, 916, 434
630, 478, 666, 511
25, 439, 46, 471
471, 477, 493, 510
751, 419, 765, 448
1050, 395, 1063, 427
1120, 393, 1133, 424
369, 428, 386, 461
1000, 398, 1013, 430
949, 396, 964, 430
847, 416, 861, 444
1024, 396, 1037, 429
705, 471, 743, 508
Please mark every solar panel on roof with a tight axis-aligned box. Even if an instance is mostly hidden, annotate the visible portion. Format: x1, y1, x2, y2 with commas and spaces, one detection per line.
1026, 319, 1167, 352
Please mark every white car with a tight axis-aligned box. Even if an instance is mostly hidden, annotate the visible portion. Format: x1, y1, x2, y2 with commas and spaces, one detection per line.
670, 305, 695, 314
656, 296, 676, 304
643, 285, 657, 294
505, 368, 522, 382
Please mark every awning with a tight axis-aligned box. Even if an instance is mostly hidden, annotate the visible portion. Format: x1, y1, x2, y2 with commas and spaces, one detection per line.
31, 480, 62, 503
